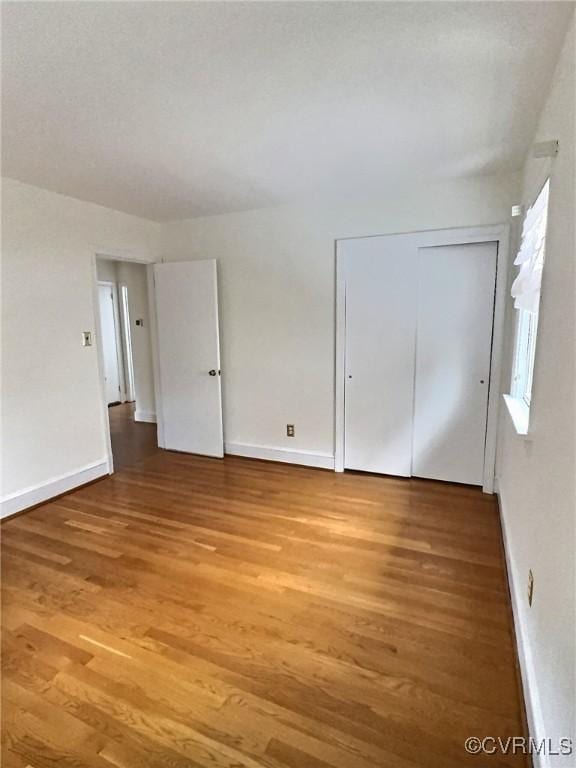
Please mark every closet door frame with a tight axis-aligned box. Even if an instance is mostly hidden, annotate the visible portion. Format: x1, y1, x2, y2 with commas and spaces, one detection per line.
335, 224, 510, 494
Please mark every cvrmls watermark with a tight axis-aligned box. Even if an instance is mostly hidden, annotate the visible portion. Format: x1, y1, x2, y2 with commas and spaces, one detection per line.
465, 736, 573, 756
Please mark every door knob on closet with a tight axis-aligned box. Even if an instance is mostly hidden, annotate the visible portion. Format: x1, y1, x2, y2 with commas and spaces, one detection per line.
209, 369, 217, 376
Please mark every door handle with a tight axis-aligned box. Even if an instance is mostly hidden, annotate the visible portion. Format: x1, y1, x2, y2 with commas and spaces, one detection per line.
209, 369, 217, 376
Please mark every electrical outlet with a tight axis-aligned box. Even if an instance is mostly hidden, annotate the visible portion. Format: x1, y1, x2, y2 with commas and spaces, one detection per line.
286, 424, 295, 438
528, 570, 534, 606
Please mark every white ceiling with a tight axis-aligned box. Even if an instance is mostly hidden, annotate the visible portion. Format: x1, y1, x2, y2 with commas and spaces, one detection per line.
2, 2, 573, 221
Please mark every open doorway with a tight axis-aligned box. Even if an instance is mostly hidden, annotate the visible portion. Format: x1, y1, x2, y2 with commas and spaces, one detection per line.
95, 257, 158, 471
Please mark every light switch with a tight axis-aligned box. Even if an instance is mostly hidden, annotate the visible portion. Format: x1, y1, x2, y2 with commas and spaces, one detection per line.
82, 331, 92, 347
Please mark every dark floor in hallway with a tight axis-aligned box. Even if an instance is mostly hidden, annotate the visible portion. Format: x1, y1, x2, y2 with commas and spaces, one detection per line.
108, 402, 157, 471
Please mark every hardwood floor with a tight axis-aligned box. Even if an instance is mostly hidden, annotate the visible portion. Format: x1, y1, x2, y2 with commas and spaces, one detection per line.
1, 451, 527, 768
108, 403, 157, 471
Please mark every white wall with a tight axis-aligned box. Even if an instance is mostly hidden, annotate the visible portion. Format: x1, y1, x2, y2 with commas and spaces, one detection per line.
496, 17, 575, 766
161, 173, 519, 462
96, 258, 119, 284
96, 258, 156, 420
1, 178, 160, 516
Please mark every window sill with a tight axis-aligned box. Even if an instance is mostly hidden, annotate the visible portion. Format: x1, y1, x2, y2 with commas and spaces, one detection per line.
503, 394, 530, 438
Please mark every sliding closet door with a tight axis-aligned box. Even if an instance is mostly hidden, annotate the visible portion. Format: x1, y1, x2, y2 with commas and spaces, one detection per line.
412, 242, 497, 485
343, 236, 417, 475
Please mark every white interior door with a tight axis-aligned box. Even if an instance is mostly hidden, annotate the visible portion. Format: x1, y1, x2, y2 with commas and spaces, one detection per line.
154, 260, 223, 457
343, 235, 417, 475
412, 242, 497, 484
98, 283, 122, 405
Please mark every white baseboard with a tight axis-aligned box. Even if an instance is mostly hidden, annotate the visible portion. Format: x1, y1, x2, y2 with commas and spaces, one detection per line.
225, 442, 335, 470
497, 485, 548, 768
0, 460, 109, 519
134, 410, 156, 423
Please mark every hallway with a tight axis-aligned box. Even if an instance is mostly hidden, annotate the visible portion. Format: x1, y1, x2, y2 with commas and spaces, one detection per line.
108, 403, 158, 471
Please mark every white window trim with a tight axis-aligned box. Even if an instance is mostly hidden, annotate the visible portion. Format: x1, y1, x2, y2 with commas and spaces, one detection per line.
503, 394, 530, 438
511, 307, 539, 405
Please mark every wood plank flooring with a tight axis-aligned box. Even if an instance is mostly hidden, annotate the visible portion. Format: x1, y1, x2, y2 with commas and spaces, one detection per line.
108, 403, 158, 471
1, 451, 527, 767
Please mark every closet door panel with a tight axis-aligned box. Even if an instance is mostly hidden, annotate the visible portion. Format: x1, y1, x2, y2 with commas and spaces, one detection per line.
343, 237, 417, 475
412, 242, 497, 485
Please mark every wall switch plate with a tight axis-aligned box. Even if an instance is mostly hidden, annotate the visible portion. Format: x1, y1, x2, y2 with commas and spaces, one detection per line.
135, 319, 144, 327
286, 424, 295, 437
528, 570, 534, 606
82, 331, 92, 347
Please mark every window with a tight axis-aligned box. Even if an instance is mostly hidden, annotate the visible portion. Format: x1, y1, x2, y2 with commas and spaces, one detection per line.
512, 307, 538, 406
507, 180, 549, 430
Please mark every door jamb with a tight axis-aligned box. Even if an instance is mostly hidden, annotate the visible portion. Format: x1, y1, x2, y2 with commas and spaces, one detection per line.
147, 263, 165, 448
334, 223, 510, 494
97, 280, 127, 403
